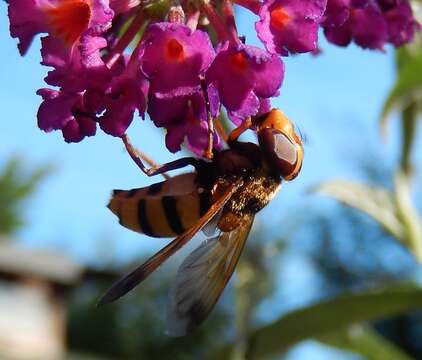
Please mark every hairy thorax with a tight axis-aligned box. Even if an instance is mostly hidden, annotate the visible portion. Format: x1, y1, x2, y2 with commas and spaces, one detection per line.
209, 142, 282, 232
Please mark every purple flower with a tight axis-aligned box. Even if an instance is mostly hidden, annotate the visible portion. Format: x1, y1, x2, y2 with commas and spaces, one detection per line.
229, 97, 274, 126
256, 0, 327, 55
8, 0, 48, 55
166, 115, 221, 155
41, 35, 110, 92
27, 0, 119, 142
98, 60, 149, 137
322, 0, 419, 49
377, 0, 398, 11
383, 0, 420, 47
109, 0, 140, 14
37, 89, 97, 142
322, 0, 351, 27
138, 22, 221, 155
162, 93, 220, 155
324, 1, 388, 49
10, 0, 114, 141
62, 111, 97, 143
148, 88, 220, 155
36, 34, 111, 140
8, 0, 114, 55
140, 22, 215, 96
352, 0, 370, 7
148, 93, 199, 128
206, 42, 284, 123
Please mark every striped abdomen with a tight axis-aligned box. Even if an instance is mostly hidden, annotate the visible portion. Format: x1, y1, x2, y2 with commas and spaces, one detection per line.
108, 173, 211, 238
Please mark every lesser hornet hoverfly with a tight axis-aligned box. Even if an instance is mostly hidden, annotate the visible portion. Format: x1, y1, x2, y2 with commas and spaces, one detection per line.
99, 108, 304, 335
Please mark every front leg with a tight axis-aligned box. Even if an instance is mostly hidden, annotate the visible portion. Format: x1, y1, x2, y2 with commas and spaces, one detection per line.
227, 117, 252, 145
201, 79, 215, 160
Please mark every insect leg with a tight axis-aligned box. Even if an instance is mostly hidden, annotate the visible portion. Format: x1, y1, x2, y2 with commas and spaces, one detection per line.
133, 147, 171, 180
204, 112, 214, 160
201, 79, 215, 160
122, 135, 202, 177
214, 117, 229, 143
227, 116, 252, 144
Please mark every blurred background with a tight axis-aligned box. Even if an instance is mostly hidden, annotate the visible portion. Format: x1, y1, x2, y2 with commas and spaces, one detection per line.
1, 2, 422, 360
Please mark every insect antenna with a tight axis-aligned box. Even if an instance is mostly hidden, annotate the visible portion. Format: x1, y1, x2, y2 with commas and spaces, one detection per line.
296, 125, 309, 145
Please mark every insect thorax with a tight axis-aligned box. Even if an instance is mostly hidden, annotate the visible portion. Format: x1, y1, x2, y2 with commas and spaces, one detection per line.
226, 169, 281, 215
199, 142, 281, 232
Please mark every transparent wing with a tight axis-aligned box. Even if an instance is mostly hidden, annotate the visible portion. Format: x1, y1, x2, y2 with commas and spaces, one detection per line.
98, 179, 243, 306
201, 207, 223, 236
166, 215, 255, 336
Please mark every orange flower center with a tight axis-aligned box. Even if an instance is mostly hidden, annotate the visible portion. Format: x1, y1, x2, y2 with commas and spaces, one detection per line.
45, 0, 91, 47
270, 7, 290, 29
229, 52, 248, 72
165, 38, 185, 61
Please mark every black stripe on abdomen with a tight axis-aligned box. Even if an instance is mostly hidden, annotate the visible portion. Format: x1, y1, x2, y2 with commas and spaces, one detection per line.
162, 196, 185, 234
138, 199, 155, 236
147, 181, 164, 195
127, 188, 139, 197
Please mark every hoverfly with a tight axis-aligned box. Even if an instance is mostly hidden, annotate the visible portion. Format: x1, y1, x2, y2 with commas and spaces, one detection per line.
99, 108, 303, 335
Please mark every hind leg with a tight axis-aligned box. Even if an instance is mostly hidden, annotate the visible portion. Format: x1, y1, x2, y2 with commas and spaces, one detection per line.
122, 135, 202, 178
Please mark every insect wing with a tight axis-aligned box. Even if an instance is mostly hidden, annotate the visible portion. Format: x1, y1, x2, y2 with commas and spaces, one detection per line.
201, 207, 223, 237
98, 180, 243, 306
167, 215, 255, 336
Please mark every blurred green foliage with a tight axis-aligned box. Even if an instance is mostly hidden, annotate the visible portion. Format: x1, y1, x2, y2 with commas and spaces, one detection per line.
67, 263, 230, 360
381, 33, 422, 175
211, 286, 422, 360
0, 156, 50, 235
65, 230, 285, 359
319, 325, 412, 360
297, 31, 422, 360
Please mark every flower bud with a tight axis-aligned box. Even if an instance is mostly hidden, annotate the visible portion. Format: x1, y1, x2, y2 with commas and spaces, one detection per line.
167, 5, 186, 23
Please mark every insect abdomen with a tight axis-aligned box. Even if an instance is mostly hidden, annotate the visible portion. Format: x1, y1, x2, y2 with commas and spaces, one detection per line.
108, 174, 211, 237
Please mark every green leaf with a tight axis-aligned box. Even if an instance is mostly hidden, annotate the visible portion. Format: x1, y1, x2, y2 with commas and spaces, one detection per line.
380, 41, 422, 137
393, 170, 422, 261
400, 102, 419, 175
313, 180, 405, 243
143, 0, 171, 19
208, 285, 422, 360
319, 325, 412, 360
0, 157, 51, 235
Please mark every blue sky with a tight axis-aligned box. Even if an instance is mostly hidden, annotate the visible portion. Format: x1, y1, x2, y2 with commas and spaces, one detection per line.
0, 4, 410, 358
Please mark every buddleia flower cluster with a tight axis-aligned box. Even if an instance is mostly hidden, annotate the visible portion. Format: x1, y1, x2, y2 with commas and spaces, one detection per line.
7, 0, 420, 156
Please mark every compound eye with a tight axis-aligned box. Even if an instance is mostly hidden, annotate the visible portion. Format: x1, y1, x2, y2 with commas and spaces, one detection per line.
258, 128, 299, 180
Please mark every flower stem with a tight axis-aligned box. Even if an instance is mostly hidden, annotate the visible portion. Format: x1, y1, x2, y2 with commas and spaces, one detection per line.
222, 0, 240, 44
104, 11, 146, 68
186, 9, 200, 31
232, 0, 261, 14
128, 23, 148, 66
201, 1, 237, 44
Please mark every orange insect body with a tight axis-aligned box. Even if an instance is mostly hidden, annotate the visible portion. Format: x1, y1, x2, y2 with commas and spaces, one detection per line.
102, 108, 303, 335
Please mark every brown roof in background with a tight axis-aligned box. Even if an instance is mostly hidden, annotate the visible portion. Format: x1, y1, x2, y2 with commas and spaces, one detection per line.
0, 239, 83, 285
